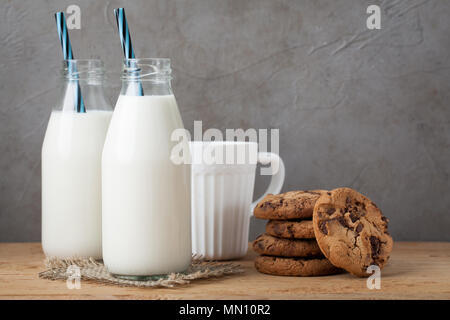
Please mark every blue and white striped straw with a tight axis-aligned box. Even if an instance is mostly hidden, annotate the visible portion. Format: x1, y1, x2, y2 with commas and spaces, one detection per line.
55, 12, 86, 113
114, 8, 144, 96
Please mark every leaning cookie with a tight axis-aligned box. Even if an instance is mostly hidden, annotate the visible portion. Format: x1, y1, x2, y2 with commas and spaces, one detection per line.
313, 187, 394, 277
255, 256, 342, 276
266, 220, 315, 239
252, 234, 322, 257
254, 190, 327, 220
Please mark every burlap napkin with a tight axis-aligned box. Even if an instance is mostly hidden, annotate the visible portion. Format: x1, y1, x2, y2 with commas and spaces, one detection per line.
39, 256, 243, 288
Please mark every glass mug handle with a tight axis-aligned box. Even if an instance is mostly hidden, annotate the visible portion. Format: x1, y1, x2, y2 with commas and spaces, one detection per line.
250, 152, 285, 215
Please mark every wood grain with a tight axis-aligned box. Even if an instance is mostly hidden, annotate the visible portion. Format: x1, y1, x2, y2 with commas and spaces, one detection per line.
0, 242, 449, 299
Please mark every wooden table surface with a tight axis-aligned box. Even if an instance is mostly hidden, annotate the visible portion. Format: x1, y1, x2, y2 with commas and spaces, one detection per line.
0, 242, 449, 300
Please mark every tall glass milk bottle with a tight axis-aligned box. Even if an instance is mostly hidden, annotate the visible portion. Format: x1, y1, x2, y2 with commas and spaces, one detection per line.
102, 58, 191, 279
42, 59, 113, 258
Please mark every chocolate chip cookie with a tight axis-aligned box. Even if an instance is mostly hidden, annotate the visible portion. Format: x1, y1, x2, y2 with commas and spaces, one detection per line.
313, 187, 393, 277
252, 234, 322, 257
254, 190, 327, 220
255, 256, 342, 276
266, 220, 315, 239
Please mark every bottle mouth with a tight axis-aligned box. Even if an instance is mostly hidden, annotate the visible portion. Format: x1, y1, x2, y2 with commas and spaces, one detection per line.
121, 58, 172, 82
62, 59, 105, 82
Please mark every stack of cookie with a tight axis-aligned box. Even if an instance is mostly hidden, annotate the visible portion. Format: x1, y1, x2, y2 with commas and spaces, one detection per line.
253, 188, 394, 277
252, 190, 341, 277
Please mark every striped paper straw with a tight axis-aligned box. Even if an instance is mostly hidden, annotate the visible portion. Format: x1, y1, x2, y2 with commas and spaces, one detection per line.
55, 12, 86, 113
114, 8, 144, 96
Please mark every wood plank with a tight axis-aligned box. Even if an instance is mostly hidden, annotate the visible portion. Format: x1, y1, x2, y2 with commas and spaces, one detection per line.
0, 242, 449, 299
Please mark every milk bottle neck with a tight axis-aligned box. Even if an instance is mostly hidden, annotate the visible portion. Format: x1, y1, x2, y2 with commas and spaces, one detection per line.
120, 58, 173, 96
120, 80, 173, 96
57, 59, 111, 112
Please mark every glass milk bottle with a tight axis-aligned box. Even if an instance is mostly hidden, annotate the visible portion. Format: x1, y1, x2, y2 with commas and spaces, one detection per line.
102, 58, 191, 279
42, 59, 112, 259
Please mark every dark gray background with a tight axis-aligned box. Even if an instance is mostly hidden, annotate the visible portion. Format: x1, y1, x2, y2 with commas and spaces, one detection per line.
1, 0, 449, 242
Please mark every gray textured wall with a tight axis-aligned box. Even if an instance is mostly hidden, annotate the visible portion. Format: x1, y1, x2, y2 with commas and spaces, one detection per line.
1, 0, 449, 242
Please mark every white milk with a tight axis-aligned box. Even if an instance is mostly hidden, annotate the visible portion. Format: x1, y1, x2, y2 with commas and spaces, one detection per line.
102, 95, 191, 276
42, 110, 112, 258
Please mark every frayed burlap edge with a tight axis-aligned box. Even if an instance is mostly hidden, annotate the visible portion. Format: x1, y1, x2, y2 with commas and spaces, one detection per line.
39, 255, 244, 288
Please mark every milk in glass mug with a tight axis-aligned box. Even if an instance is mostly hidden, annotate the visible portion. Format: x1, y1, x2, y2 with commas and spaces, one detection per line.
190, 141, 285, 260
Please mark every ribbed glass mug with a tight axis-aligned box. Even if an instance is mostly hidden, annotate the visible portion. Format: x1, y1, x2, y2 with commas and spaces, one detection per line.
190, 141, 285, 260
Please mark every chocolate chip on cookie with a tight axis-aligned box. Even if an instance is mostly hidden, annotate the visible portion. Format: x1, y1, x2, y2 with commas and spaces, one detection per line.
254, 255, 342, 276
266, 220, 315, 239
252, 233, 322, 257
312, 187, 393, 277
254, 190, 327, 220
